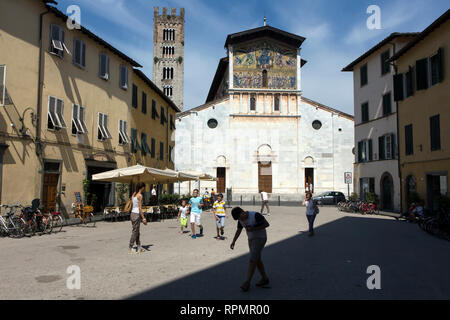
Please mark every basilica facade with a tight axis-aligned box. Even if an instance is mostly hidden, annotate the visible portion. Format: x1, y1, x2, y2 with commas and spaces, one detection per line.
175, 25, 354, 201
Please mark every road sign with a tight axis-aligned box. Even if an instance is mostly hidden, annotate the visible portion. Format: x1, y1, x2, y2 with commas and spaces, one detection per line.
345, 172, 352, 184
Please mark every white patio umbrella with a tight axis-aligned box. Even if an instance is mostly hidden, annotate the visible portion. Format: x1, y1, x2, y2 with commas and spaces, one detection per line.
92, 164, 178, 184
160, 168, 199, 183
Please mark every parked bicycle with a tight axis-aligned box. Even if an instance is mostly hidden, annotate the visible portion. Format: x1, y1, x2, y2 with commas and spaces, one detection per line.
47, 208, 65, 233
0, 204, 25, 238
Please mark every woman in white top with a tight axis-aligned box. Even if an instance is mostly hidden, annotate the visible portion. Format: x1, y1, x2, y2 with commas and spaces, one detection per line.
129, 182, 147, 254
302, 191, 317, 236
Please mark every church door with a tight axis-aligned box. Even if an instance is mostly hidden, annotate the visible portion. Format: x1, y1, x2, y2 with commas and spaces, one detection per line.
305, 168, 314, 193
217, 167, 226, 193
258, 161, 272, 193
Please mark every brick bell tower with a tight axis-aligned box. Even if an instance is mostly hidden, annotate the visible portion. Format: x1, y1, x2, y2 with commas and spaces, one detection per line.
153, 7, 185, 111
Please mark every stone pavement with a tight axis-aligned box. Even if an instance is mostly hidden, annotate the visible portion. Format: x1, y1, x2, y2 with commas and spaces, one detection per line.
0, 206, 448, 300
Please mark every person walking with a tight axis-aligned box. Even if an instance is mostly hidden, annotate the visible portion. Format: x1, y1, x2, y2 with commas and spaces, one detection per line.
129, 182, 147, 254
230, 207, 270, 292
260, 190, 270, 216
177, 199, 190, 234
151, 185, 157, 205
189, 189, 204, 239
213, 193, 227, 240
302, 192, 318, 236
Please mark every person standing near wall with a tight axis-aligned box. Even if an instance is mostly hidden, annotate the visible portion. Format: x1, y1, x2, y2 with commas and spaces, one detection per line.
302, 192, 318, 236
260, 190, 270, 216
129, 182, 147, 253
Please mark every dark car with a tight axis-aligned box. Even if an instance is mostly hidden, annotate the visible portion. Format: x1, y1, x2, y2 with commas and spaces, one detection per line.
312, 191, 346, 205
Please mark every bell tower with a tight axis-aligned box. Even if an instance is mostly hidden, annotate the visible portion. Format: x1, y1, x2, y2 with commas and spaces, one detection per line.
153, 7, 185, 111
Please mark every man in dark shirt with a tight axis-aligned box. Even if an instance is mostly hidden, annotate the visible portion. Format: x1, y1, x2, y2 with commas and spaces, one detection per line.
230, 207, 270, 292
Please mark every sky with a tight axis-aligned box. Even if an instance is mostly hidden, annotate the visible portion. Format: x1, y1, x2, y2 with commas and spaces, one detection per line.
54, 0, 449, 115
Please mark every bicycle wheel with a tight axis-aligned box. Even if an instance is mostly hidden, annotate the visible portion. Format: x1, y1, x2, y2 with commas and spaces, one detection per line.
88, 213, 96, 227
21, 218, 34, 237
43, 215, 52, 234
9, 217, 24, 238
53, 215, 64, 233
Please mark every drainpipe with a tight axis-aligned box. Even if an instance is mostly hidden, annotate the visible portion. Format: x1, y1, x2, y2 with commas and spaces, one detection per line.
36, 8, 51, 162
390, 42, 403, 213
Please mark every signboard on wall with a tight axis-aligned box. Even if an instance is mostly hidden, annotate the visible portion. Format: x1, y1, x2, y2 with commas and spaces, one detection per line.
345, 172, 352, 184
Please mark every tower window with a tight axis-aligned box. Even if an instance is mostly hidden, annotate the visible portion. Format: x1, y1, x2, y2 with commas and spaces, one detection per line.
163, 29, 175, 41
164, 86, 173, 97
163, 67, 174, 80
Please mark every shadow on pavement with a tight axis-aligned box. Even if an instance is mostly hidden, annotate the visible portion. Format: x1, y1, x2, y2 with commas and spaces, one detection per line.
127, 215, 450, 300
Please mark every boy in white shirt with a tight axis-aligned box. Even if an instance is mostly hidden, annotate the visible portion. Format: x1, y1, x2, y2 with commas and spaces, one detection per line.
177, 199, 190, 234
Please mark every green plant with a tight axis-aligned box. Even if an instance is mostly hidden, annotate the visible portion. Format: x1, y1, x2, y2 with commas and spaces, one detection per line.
181, 41, 184, 46
154, 57, 159, 64
177, 56, 183, 64
406, 192, 422, 207
349, 192, 358, 201
366, 192, 378, 204
82, 179, 92, 206
437, 195, 450, 212
116, 183, 129, 207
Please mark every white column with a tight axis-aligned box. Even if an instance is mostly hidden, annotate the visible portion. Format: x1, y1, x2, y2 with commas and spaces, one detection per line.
287, 94, 290, 114
228, 45, 233, 90
239, 93, 242, 113
297, 48, 302, 92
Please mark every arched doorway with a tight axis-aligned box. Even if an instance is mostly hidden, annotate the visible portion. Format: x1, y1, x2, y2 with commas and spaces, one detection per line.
257, 145, 273, 193
380, 172, 394, 210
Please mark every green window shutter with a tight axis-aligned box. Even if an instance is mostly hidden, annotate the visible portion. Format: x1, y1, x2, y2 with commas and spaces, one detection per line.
416, 58, 429, 90
437, 47, 444, 83
132, 84, 138, 108
430, 115, 441, 151
379, 136, 385, 160
406, 66, 414, 97
405, 124, 413, 155
131, 128, 141, 153
141, 133, 147, 156
368, 139, 373, 161
391, 133, 396, 159
151, 138, 155, 158
393, 74, 404, 101
358, 141, 363, 163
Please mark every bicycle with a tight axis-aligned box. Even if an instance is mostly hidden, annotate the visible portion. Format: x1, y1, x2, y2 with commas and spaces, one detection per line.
0, 204, 25, 238
47, 208, 65, 233
16, 204, 38, 237
73, 203, 96, 227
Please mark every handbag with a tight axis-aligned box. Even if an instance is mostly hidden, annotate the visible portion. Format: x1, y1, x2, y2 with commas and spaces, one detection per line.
313, 200, 319, 215
124, 198, 133, 213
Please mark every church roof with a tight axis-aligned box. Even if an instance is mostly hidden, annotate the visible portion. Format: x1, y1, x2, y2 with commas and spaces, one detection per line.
225, 25, 306, 48
177, 96, 354, 121
206, 57, 229, 103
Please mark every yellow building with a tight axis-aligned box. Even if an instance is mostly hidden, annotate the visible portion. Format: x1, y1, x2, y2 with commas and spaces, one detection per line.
130, 69, 179, 194
0, 0, 176, 215
391, 9, 450, 212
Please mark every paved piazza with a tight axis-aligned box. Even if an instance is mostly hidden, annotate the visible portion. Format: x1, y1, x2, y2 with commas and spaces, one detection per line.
0, 206, 449, 300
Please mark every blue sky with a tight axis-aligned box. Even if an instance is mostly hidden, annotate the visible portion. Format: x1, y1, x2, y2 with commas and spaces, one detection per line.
54, 0, 449, 115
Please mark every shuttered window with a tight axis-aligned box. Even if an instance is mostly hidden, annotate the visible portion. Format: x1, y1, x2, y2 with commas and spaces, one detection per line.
73, 38, 86, 67
416, 58, 429, 90
360, 64, 368, 86
405, 67, 414, 98
159, 142, 164, 160
151, 100, 159, 119
118, 120, 130, 145
151, 138, 155, 158
97, 113, 111, 140
72, 104, 87, 134
119, 65, 128, 90
132, 84, 138, 108
361, 102, 369, 123
381, 50, 390, 75
131, 128, 141, 153
142, 92, 147, 114
358, 140, 372, 162
379, 136, 385, 160
405, 124, 413, 155
47, 96, 66, 130
382, 92, 392, 116
393, 73, 404, 101
99, 53, 109, 80
430, 115, 441, 151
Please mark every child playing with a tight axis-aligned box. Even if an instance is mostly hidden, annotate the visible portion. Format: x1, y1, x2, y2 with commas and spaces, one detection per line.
213, 193, 227, 240
177, 199, 190, 234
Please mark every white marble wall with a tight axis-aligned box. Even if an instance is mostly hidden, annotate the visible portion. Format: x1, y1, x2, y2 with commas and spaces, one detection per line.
175, 97, 354, 200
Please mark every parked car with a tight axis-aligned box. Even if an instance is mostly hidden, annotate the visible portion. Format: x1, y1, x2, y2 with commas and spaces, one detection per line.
313, 191, 346, 205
